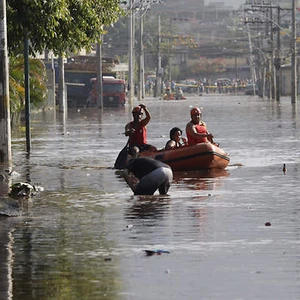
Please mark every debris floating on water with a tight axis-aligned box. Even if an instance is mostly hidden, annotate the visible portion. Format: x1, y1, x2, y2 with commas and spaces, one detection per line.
265, 222, 271, 227
282, 164, 287, 174
9, 182, 43, 199
104, 257, 112, 262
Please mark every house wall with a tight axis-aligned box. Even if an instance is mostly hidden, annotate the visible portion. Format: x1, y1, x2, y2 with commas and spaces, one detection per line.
281, 65, 300, 96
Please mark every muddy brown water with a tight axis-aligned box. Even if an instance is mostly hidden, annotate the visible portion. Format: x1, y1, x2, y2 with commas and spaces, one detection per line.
1, 95, 300, 299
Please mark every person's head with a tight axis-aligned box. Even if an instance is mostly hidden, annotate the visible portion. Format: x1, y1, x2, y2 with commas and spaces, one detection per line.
169, 127, 182, 142
190, 107, 202, 123
132, 106, 143, 120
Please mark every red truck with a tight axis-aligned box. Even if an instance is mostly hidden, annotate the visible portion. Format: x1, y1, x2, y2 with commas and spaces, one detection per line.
87, 76, 126, 107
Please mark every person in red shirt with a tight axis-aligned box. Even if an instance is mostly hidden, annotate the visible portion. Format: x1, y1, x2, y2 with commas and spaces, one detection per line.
125, 104, 157, 157
186, 107, 214, 145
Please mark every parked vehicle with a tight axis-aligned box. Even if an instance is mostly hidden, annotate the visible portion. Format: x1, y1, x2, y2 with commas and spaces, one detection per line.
244, 83, 258, 95
216, 78, 232, 86
176, 79, 198, 93
87, 77, 126, 107
64, 55, 121, 107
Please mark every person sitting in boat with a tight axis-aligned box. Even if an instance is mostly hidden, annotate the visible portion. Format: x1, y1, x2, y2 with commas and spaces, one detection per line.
186, 107, 214, 145
125, 104, 157, 158
175, 87, 184, 100
165, 87, 171, 96
123, 157, 173, 195
165, 127, 187, 150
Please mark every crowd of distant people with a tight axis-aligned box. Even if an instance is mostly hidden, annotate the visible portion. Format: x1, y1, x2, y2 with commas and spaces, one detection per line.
144, 77, 251, 96
198, 78, 250, 94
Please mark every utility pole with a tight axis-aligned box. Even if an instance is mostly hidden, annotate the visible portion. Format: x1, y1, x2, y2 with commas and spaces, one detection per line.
168, 17, 172, 84
24, 36, 31, 153
155, 15, 162, 98
138, 15, 145, 102
96, 37, 103, 109
269, 8, 276, 100
291, 0, 297, 104
246, 3, 293, 100
275, 6, 281, 101
58, 56, 66, 114
246, 23, 256, 94
0, 0, 11, 165
58, 56, 67, 135
128, 1, 134, 106
265, 8, 271, 99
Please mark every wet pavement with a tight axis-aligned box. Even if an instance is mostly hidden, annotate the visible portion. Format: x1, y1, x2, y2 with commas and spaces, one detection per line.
1, 94, 300, 299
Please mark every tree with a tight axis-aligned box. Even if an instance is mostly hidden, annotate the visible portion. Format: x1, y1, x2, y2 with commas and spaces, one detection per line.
190, 57, 226, 77
9, 55, 47, 122
6, 0, 124, 116
7, 0, 124, 56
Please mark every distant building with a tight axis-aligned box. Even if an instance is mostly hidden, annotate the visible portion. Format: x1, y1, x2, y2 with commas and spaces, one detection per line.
158, 0, 235, 22
155, 0, 235, 41
160, 0, 204, 11
156, 0, 204, 20
245, 0, 295, 9
199, 2, 234, 23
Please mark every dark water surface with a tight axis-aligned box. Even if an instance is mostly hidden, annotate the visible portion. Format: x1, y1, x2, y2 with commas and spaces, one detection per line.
1, 95, 300, 300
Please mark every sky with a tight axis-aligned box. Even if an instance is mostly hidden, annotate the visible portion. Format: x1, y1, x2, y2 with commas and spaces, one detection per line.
206, 0, 245, 8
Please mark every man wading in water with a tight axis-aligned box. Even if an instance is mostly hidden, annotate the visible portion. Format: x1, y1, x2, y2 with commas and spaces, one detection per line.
123, 157, 173, 195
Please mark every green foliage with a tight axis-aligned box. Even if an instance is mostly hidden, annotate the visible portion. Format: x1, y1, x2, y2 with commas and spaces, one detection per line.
104, 18, 129, 58
6, 0, 125, 118
7, 0, 124, 56
9, 56, 47, 114
143, 13, 179, 69
189, 57, 226, 77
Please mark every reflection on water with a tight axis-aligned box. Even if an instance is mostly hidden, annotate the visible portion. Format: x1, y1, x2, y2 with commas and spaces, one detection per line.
125, 195, 170, 220
1, 96, 300, 299
6, 191, 123, 300
173, 169, 229, 191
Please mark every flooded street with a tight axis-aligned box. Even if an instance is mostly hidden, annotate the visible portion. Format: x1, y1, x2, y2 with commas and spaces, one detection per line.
1, 94, 300, 299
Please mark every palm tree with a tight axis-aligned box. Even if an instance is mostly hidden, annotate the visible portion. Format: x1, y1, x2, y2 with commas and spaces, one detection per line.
9, 55, 48, 123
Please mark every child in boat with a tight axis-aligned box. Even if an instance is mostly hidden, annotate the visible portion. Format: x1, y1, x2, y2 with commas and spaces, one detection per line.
165, 127, 188, 150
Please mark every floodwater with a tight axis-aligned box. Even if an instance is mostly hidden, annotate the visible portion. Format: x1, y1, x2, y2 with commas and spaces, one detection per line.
1, 94, 300, 300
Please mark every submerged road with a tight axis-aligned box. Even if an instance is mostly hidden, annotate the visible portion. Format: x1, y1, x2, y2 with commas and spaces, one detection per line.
0, 94, 300, 299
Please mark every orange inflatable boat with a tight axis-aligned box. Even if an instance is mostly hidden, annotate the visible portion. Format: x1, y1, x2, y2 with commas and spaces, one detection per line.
140, 143, 229, 171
